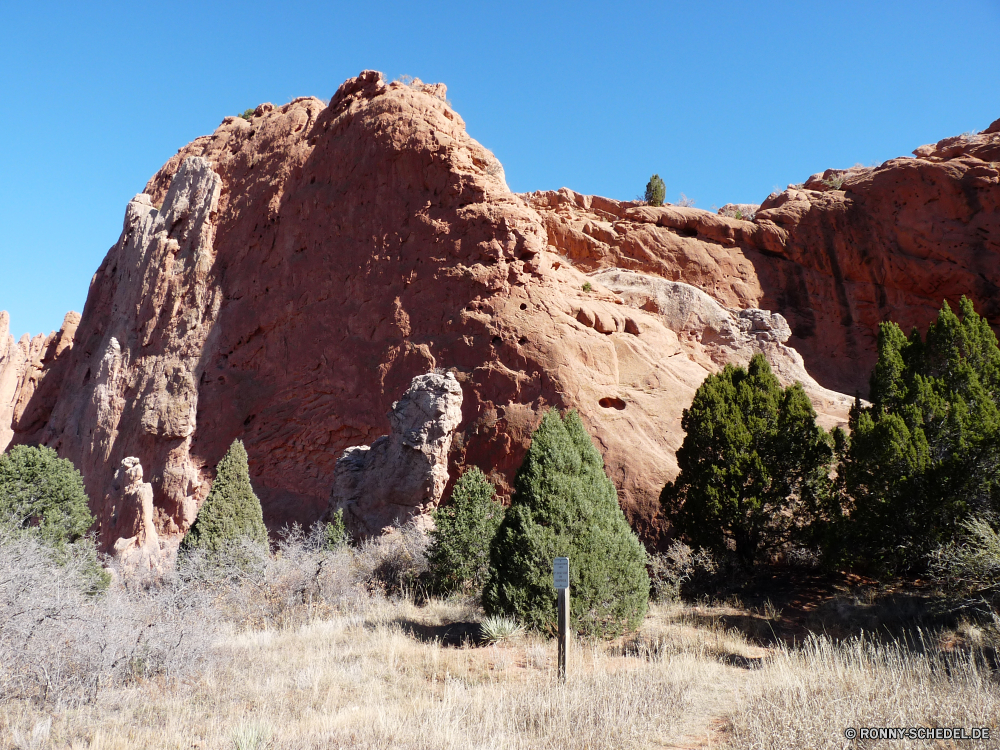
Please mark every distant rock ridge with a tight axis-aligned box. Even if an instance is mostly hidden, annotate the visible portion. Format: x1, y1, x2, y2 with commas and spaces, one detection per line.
0, 311, 80, 454
0, 71, 996, 549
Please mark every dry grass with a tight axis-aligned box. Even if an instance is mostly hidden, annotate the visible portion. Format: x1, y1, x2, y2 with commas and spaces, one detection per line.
0, 600, 724, 749
729, 632, 1000, 749
3, 528, 1000, 749
3, 596, 999, 749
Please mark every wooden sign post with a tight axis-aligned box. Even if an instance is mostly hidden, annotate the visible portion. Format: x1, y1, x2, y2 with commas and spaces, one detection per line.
553, 557, 569, 683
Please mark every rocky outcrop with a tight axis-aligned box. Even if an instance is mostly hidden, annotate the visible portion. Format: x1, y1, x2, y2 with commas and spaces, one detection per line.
0, 313, 27, 452
110, 457, 164, 573
589, 269, 854, 431
18, 156, 223, 551
747, 123, 1000, 393
328, 372, 463, 538
527, 119, 1000, 396
0, 311, 79, 453
4, 70, 992, 549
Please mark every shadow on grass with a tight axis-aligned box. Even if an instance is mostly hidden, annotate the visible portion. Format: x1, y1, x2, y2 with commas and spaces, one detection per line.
680, 566, 999, 667
389, 618, 483, 647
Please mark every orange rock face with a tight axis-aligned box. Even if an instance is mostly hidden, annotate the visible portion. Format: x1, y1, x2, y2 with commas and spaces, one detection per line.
2, 72, 995, 551
0, 311, 79, 454
748, 122, 1000, 393
527, 119, 1000, 395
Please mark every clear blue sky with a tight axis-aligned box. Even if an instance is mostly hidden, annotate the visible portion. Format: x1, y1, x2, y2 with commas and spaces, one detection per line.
2, 1, 998, 339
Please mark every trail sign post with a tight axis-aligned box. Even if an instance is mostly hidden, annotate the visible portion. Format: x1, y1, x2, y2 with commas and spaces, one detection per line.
553, 557, 569, 683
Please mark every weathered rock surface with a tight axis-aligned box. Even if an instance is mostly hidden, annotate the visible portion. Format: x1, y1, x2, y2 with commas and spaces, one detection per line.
328, 372, 463, 537
2, 71, 994, 548
0, 311, 79, 453
17, 157, 223, 550
110, 457, 164, 573
748, 125, 1000, 393
589, 269, 854, 431
527, 120, 1000, 395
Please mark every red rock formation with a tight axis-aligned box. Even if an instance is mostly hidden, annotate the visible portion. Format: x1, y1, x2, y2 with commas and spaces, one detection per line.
329, 372, 464, 538
4, 71, 994, 551
748, 122, 1000, 393
527, 118, 1000, 395
0, 311, 79, 453
9, 72, 712, 546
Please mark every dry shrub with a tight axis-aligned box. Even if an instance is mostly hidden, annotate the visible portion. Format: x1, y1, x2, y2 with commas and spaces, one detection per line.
649, 541, 717, 602
351, 520, 430, 597
0, 530, 217, 707
727, 633, 1000, 749
177, 521, 430, 630
718, 203, 759, 220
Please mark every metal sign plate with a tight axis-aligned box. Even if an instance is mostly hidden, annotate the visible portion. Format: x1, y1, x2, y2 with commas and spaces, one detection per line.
553, 557, 569, 589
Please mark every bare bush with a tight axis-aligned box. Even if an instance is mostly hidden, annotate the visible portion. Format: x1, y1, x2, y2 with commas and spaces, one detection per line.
0, 530, 217, 707
352, 520, 430, 597
176, 522, 431, 631
717, 203, 759, 221
649, 541, 717, 602
928, 516, 1000, 615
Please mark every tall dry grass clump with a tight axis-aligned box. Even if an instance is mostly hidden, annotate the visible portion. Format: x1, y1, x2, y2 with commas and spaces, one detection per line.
728, 632, 1000, 748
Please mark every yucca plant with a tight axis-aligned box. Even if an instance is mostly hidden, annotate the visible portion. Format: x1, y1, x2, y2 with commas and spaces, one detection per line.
231, 722, 272, 750
480, 614, 525, 644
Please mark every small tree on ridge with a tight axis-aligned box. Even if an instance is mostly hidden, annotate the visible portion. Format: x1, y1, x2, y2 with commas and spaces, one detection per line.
645, 174, 666, 207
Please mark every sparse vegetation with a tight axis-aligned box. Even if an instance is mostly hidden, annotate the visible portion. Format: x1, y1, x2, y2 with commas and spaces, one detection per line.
323, 508, 349, 550
581, 281, 592, 292
239, 108, 255, 121
484, 409, 650, 637
821, 173, 845, 189
0, 528, 216, 708
644, 174, 665, 206
648, 541, 718, 602
928, 515, 1000, 605
479, 614, 525, 644
677, 193, 696, 207
718, 203, 759, 221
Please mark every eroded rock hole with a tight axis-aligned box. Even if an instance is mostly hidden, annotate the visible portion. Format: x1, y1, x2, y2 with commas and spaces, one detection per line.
599, 397, 627, 410
519, 303, 527, 310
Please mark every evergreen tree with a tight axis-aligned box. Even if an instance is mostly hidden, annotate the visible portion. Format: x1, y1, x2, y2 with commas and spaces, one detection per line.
661, 354, 834, 567
644, 174, 666, 207
323, 509, 349, 550
483, 409, 649, 638
427, 467, 503, 595
180, 439, 267, 554
838, 297, 1000, 572
0, 445, 94, 548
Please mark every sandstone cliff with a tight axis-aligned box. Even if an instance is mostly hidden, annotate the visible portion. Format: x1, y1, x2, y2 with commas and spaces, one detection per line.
2, 72, 996, 550
525, 117, 1000, 394
0, 311, 79, 454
